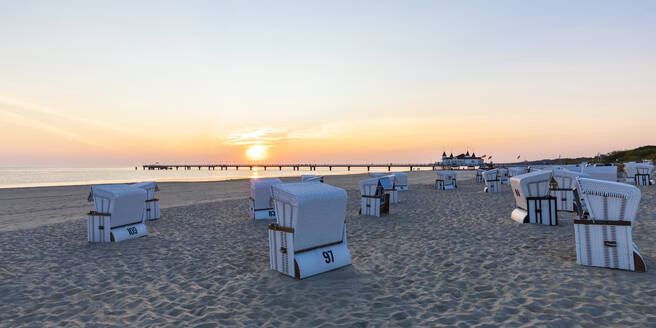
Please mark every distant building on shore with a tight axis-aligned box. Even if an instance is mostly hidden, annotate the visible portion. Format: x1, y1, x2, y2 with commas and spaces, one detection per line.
441, 151, 484, 166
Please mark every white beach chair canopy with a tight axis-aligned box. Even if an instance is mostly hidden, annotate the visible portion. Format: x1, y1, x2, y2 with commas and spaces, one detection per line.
508, 167, 529, 176
510, 171, 552, 210
482, 169, 499, 181
624, 162, 655, 178
301, 175, 323, 182
576, 178, 641, 222
250, 178, 282, 210
88, 184, 146, 228
132, 181, 159, 192
437, 170, 457, 179
359, 177, 378, 193
550, 169, 587, 189
379, 176, 394, 190
271, 182, 347, 252
360, 177, 385, 196
563, 164, 582, 171
389, 172, 408, 186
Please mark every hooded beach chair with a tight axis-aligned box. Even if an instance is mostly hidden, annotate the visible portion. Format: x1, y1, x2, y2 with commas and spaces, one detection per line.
301, 175, 324, 183
390, 172, 408, 191
87, 184, 147, 242
268, 182, 351, 279
370, 172, 408, 191
580, 165, 617, 182
359, 177, 391, 217
483, 169, 501, 192
249, 178, 282, 220
548, 169, 587, 212
382, 175, 398, 203
498, 168, 510, 184
368, 173, 398, 202
132, 181, 160, 220
435, 170, 457, 190
475, 168, 484, 183
508, 167, 529, 177
623, 163, 654, 186
573, 178, 646, 271
528, 166, 546, 173
510, 171, 557, 225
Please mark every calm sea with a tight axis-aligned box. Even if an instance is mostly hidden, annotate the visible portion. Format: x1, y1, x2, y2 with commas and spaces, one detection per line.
0, 166, 420, 189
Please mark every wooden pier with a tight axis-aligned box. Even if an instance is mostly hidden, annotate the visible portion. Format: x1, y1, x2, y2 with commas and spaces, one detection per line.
141, 163, 488, 171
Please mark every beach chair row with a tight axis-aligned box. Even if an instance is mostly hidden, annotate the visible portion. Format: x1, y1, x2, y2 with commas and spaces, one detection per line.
86, 162, 651, 280
478, 163, 651, 272
506, 166, 649, 272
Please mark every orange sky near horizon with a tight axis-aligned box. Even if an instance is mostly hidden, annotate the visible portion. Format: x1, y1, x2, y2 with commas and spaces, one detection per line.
1, 2, 655, 167
1, 95, 653, 166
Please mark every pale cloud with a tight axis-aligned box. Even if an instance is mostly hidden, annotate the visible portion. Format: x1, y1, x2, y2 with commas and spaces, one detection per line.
222, 116, 441, 147
224, 128, 300, 146
0, 108, 96, 146
0, 96, 132, 134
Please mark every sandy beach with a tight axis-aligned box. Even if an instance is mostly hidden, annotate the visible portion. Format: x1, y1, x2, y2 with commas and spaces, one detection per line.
1, 171, 656, 327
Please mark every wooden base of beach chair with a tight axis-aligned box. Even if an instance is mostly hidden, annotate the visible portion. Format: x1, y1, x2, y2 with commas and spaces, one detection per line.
435, 180, 443, 190
269, 225, 352, 279
143, 199, 160, 220
360, 194, 390, 217
634, 245, 647, 272
435, 179, 456, 190
382, 194, 390, 215
510, 197, 557, 225
88, 213, 147, 243
635, 174, 652, 186
484, 180, 501, 193
574, 220, 646, 272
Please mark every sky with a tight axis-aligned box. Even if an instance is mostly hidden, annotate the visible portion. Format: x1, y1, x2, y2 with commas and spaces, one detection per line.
1, 0, 655, 167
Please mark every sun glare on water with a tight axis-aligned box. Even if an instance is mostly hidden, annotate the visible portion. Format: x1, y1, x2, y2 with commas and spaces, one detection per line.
251, 166, 261, 178
246, 145, 268, 161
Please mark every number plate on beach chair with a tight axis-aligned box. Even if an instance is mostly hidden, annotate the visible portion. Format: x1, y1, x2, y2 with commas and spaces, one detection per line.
294, 242, 352, 279
254, 209, 276, 220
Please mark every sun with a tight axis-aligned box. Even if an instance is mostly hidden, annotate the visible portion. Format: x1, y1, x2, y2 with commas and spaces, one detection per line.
246, 145, 268, 161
